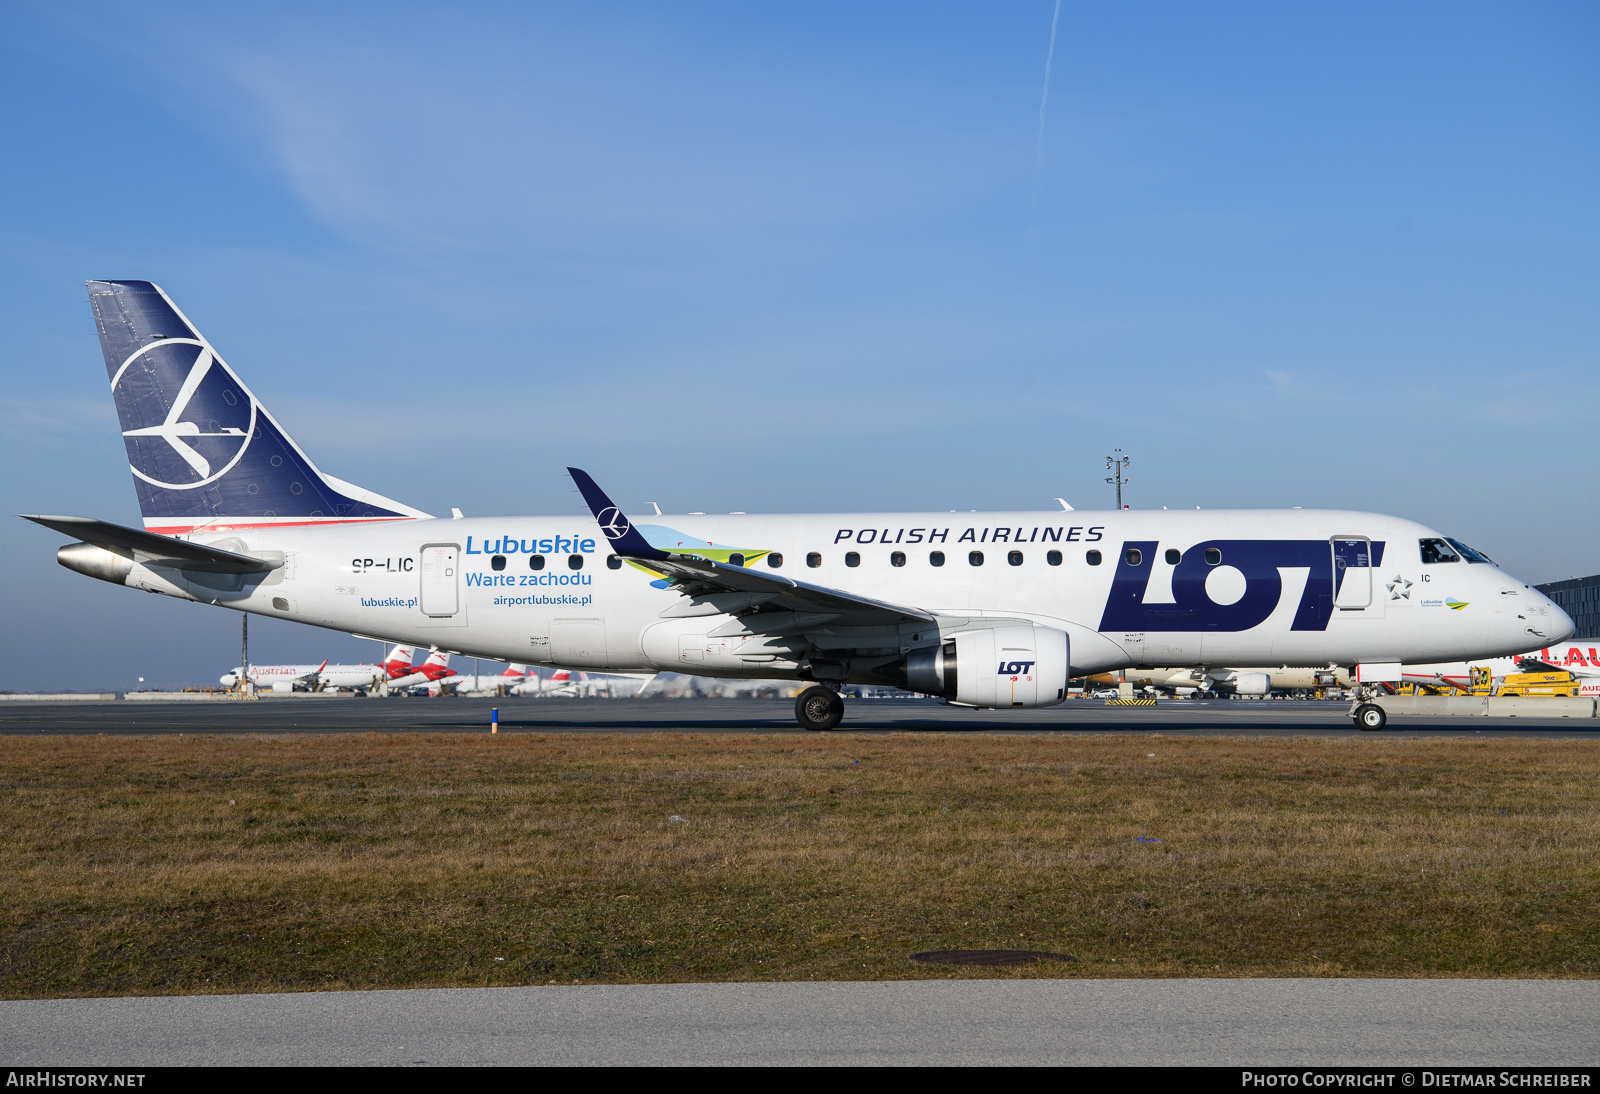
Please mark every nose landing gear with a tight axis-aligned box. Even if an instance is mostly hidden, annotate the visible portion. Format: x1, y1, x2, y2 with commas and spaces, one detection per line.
795, 685, 845, 731
1353, 702, 1387, 731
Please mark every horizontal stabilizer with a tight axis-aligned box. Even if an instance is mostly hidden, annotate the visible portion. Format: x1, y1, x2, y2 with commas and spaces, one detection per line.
20, 515, 281, 574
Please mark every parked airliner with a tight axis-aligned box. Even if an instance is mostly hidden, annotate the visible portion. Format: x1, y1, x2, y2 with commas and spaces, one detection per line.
439, 663, 532, 695
220, 659, 385, 692
23, 281, 1574, 730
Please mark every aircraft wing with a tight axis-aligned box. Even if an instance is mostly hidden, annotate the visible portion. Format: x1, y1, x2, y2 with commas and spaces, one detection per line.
567, 468, 933, 627
21, 515, 281, 574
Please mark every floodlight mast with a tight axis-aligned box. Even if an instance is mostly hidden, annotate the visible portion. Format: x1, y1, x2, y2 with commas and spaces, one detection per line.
1104, 450, 1132, 509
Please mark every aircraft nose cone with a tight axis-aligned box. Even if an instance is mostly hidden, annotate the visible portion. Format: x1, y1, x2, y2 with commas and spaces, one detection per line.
1548, 602, 1577, 644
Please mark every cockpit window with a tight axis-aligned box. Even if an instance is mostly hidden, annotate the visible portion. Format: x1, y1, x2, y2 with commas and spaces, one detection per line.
1419, 538, 1460, 564
1444, 537, 1493, 564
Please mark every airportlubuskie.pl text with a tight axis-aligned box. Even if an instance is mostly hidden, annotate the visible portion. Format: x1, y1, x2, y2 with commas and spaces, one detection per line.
6, 1075, 146, 1088
491, 593, 592, 607
1241, 1073, 1592, 1088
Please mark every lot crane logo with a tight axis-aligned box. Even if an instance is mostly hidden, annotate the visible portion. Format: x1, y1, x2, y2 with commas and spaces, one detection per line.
596, 507, 632, 540
111, 338, 256, 490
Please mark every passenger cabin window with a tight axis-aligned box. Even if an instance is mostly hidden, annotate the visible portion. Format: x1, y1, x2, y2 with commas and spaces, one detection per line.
767, 553, 783, 568
529, 555, 545, 570
890, 551, 906, 567
930, 551, 945, 567
1419, 538, 1460, 564
1205, 548, 1221, 566
1165, 549, 1181, 565
606, 555, 622, 569
1445, 537, 1493, 564
845, 552, 860, 567
568, 554, 583, 570
1125, 549, 1143, 566
1046, 550, 1062, 566
1007, 551, 1023, 566
490, 555, 506, 571
969, 551, 984, 566
1086, 550, 1102, 566
807, 552, 822, 568
728, 553, 745, 567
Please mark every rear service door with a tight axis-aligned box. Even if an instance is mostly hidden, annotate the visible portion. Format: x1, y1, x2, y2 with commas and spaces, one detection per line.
1332, 538, 1372, 609
419, 544, 460, 617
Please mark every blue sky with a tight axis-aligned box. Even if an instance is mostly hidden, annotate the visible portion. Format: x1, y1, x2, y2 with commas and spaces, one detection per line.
2, 1, 1596, 689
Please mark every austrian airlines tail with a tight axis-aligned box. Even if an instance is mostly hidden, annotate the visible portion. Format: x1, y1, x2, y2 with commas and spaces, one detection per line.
386, 649, 454, 690
416, 650, 454, 681
87, 280, 429, 534
383, 645, 417, 680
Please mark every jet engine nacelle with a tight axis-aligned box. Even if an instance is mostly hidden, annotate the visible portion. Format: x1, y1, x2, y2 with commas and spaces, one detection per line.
906, 625, 1069, 709
1232, 672, 1270, 695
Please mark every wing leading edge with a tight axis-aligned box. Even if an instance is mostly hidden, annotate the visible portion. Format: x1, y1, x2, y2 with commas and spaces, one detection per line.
565, 468, 933, 628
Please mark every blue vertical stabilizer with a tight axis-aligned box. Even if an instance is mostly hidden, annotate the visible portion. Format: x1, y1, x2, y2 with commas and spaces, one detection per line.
87, 280, 428, 532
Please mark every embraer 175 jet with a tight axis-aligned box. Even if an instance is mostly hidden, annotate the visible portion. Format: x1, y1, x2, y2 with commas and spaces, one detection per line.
23, 281, 1575, 731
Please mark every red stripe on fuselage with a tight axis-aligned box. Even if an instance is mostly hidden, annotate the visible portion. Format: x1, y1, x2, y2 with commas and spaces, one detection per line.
143, 517, 417, 535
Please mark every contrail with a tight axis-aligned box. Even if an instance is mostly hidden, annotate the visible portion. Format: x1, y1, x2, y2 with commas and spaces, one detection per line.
1033, 0, 1063, 190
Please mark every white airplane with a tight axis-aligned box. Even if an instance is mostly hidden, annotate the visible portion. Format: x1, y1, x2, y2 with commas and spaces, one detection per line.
441, 663, 533, 695
25, 281, 1575, 732
1102, 665, 1353, 696
220, 658, 389, 692
220, 643, 431, 691
537, 669, 658, 697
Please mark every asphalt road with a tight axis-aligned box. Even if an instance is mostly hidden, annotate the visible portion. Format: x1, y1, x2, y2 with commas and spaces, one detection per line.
3, 978, 1595, 1066
0, 696, 1597, 737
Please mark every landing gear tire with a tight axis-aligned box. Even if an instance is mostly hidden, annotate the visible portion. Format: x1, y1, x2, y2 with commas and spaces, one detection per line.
1354, 703, 1387, 732
795, 686, 845, 732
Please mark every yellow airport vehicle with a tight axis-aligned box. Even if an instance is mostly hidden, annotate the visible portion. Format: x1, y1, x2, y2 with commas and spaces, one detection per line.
1496, 671, 1579, 698
1470, 666, 1492, 696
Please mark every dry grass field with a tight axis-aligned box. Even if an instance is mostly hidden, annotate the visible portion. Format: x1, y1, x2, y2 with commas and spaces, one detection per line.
2, 732, 1597, 998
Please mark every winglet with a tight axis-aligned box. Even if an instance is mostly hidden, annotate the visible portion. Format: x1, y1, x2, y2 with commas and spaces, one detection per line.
566, 468, 670, 561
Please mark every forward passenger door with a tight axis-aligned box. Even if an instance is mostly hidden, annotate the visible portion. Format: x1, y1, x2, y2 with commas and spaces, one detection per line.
419, 544, 460, 617
1332, 538, 1373, 610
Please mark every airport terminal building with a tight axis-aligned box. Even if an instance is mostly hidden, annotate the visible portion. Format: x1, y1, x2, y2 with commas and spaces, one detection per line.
1536, 575, 1600, 638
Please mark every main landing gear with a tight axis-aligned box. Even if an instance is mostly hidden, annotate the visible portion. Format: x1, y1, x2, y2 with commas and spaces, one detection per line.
795, 685, 845, 732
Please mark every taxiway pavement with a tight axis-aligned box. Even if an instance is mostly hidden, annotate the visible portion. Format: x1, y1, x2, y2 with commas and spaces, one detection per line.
0, 697, 1595, 737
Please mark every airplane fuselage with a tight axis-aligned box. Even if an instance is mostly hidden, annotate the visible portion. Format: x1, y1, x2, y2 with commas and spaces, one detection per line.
105, 507, 1563, 683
